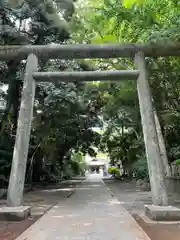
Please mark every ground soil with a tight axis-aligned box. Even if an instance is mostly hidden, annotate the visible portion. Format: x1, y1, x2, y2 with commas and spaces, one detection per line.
0, 179, 83, 240
105, 179, 180, 240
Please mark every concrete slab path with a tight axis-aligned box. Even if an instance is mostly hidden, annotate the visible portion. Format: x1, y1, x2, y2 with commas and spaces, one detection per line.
16, 174, 151, 240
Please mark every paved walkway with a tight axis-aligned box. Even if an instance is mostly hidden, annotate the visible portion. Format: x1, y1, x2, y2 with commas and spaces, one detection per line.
16, 174, 151, 240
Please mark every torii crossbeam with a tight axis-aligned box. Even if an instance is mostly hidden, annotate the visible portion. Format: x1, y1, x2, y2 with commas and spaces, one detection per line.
1, 42, 180, 61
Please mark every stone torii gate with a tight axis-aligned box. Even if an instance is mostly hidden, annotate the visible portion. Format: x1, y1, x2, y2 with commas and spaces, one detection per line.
1, 43, 180, 221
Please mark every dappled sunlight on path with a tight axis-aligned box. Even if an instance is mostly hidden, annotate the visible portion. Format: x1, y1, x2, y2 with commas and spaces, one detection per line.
15, 174, 151, 240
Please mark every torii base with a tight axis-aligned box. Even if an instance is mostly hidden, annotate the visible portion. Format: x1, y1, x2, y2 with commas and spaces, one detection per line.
145, 205, 180, 221
0, 206, 31, 221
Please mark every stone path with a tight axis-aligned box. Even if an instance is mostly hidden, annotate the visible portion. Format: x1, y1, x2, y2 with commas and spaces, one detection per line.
15, 174, 151, 240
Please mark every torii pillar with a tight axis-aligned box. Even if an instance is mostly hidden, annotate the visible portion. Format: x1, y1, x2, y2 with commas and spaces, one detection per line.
0, 54, 38, 221
134, 51, 168, 206
134, 51, 180, 221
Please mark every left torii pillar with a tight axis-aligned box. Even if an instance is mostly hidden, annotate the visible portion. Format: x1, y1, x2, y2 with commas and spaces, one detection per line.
0, 54, 38, 221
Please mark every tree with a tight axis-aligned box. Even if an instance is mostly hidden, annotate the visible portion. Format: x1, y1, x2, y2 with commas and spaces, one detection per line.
0, 0, 104, 186
71, 0, 180, 171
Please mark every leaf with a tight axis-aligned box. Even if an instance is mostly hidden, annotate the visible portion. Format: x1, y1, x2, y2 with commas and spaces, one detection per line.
91, 33, 117, 44
123, 0, 144, 8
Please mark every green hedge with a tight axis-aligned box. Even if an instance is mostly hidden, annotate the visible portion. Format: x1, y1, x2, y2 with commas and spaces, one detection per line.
108, 167, 120, 177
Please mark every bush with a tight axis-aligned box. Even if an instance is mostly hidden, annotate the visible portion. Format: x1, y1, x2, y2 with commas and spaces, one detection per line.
175, 159, 180, 165
133, 156, 149, 182
108, 167, 120, 177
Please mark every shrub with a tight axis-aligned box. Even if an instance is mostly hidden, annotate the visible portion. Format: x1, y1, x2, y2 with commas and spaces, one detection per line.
108, 167, 120, 177
175, 159, 180, 165
133, 156, 149, 182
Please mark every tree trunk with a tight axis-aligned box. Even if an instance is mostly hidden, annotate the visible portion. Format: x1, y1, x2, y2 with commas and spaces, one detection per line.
134, 51, 168, 206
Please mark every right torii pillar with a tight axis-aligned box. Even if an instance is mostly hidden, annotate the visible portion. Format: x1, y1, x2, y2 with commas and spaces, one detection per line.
135, 51, 180, 221
134, 51, 168, 206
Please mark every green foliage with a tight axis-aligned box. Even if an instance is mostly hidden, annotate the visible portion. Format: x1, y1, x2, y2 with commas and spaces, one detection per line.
28, 80, 102, 181
2, 0, 180, 186
0, 151, 12, 187
70, 0, 180, 178
70, 161, 82, 176
70, 152, 87, 176
123, 0, 144, 8
175, 159, 180, 165
101, 127, 143, 170
133, 156, 149, 182
108, 167, 120, 177
0, 0, 103, 184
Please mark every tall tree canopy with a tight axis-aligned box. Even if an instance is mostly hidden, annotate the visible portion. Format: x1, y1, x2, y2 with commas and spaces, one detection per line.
0, 0, 103, 186
69, 0, 180, 175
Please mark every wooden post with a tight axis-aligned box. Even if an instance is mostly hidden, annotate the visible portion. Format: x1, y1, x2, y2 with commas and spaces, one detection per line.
153, 109, 171, 177
7, 54, 38, 207
134, 51, 168, 206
